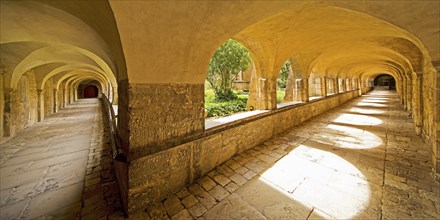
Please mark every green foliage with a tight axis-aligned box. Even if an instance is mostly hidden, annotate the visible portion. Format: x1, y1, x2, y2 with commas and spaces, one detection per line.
205, 88, 248, 117
207, 39, 251, 101
276, 89, 285, 103
205, 97, 248, 117
277, 60, 291, 88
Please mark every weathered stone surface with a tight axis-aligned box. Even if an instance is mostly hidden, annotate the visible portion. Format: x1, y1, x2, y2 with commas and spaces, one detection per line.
127, 83, 204, 157
197, 176, 217, 191
188, 203, 207, 218
163, 195, 184, 217
171, 209, 193, 220
131, 90, 440, 219
236, 179, 311, 219
203, 193, 265, 220
208, 185, 229, 202
0, 99, 115, 219
181, 195, 198, 209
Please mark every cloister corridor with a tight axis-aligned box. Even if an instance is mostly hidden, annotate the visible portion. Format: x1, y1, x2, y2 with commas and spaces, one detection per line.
1, 90, 438, 219
0, 99, 121, 219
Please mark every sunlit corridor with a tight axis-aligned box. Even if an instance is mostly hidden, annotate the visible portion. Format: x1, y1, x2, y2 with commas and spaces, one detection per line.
137, 90, 440, 220
0, 99, 120, 219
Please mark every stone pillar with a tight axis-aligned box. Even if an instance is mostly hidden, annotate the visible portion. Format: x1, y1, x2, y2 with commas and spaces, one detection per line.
74, 88, 78, 101
399, 77, 405, 105
334, 78, 339, 94
117, 80, 205, 213
112, 87, 118, 104
63, 89, 67, 108
301, 78, 309, 102
435, 64, 440, 177
411, 72, 423, 135
53, 89, 58, 113
247, 76, 277, 110
320, 77, 327, 97
341, 79, 345, 92
406, 75, 412, 112
37, 89, 44, 122
3, 89, 15, 136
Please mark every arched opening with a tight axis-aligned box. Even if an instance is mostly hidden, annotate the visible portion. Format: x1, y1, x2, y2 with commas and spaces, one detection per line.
373, 74, 396, 90
276, 60, 290, 104
204, 39, 253, 119
78, 80, 102, 99
84, 85, 98, 98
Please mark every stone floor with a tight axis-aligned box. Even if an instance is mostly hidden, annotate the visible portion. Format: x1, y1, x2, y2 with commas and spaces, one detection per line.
0, 98, 120, 219
128, 90, 440, 220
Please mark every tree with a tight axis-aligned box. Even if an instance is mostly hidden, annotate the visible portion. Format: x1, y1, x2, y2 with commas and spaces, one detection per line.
207, 39, 251, 101
277, 60, 290, 89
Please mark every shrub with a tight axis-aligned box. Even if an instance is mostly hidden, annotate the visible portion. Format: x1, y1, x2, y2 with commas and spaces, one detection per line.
205, 97, 247, 117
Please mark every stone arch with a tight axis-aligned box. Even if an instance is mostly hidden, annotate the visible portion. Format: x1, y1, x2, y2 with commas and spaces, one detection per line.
373, 74, 396, 89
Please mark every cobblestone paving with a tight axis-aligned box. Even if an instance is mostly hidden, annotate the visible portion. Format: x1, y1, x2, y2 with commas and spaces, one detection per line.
127, 90, 439, 220
81, 100, 121, 219
0, 98, 120, 219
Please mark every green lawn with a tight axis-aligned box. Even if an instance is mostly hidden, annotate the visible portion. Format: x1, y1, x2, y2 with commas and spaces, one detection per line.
204, 88, 285, 118
276, 89, 285, 103
205, 89, 248, 117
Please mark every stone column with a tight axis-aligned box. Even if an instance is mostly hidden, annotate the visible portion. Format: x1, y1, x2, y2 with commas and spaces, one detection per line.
117, 80, 205, 213
341, 79, 345, 93
3, 89, 15, 136
435, 64, 440, 177
402, 77, 408, 107
53, 89, 58, 113
69, 88, 74, 104
412, 72, 423, 135
37, 89, 44, 122
320, 77, 327, 97
406, 75, 412, 112
63, 88, 67, 108
301, 78, 309, 102
398, 77, 404, 104
74, 88, 78, 101
247, 75, 277, 110
334, 78, 339, 94
112, 87, 118, 104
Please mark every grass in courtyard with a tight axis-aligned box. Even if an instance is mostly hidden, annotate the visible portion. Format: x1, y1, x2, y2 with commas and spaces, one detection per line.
204, 88, 286, 118
205, 89, 248, 117
277, 89, 285, 103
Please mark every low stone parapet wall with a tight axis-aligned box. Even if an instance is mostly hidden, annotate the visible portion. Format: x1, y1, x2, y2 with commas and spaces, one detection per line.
124, 89, 363, 213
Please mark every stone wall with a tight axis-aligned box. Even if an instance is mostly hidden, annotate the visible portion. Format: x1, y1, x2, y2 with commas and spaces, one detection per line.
123, 83, 204, 160
125, 89, 361, 213
422, 61, 440, 177
44, 78, 54, 117
0, 73, 4, 138
14, 72, 38, 133
308, 77, 322, 97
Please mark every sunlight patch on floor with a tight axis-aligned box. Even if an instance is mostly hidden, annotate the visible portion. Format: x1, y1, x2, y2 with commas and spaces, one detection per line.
334, 113, 382, 126
324, 124, 383, 149
259, 145, 371, 219
349, 107, 385, 115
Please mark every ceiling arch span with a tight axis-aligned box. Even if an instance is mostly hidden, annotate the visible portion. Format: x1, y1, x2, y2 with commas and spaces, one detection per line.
40, 64, 116, 90
56, 72, 109, 91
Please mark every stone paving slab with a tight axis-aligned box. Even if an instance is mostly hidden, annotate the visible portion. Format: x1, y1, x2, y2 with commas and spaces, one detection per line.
0, 98, 120, 219
128, 90, 439, 220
